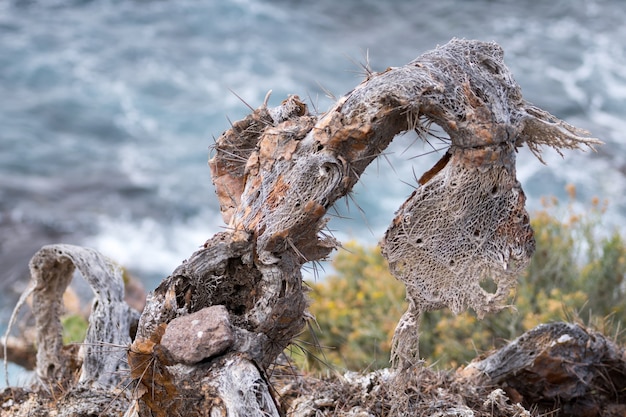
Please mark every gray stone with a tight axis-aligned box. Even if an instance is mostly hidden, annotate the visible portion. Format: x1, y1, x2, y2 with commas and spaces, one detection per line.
161, 305, 234, 364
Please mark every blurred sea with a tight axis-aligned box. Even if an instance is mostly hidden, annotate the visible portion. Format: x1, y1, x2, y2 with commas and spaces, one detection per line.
1, 0, 625, 384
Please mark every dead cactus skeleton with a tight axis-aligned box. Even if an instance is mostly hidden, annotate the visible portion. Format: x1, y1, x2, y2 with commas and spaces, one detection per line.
378, 39, 600, 370
4, 38, 600, 416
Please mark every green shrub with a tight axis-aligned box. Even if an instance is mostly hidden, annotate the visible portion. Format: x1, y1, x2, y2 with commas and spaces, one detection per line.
61, 314, 89, 345
292, 241, 406, 371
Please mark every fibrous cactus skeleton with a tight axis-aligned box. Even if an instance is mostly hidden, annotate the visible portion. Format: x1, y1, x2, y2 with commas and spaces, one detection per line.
4, 39, 600, 416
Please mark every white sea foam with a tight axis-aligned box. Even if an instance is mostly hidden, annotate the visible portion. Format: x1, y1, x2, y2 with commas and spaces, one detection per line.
86, 212, 223, 286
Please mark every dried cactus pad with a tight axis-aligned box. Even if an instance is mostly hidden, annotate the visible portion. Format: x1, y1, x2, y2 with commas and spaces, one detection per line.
378, 40, 599, 370
381, 144, 535, 318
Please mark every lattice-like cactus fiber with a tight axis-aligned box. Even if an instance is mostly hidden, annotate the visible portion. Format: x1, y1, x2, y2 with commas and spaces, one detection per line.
382, 144, 535, 368
378, 39, 600, 371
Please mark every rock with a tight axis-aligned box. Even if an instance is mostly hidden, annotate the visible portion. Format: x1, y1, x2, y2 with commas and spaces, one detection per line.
160, 305, 234, 364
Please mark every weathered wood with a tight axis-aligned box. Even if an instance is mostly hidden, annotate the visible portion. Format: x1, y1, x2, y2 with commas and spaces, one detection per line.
1, 244, 139, 416
462, 322, 626, 416
124, 39, 598, 416
3, 39, 602, 416
24, 244, 140, 389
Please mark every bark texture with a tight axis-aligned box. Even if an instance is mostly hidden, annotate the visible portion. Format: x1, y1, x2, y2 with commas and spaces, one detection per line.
462, 322, 626, 416
2, 39, 602, 416
25, 244, 138, 389
2, 244, 140, 416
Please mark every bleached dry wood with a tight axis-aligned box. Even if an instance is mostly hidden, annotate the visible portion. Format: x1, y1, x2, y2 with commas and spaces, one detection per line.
2, 244, 139, 416
462, 322, 626, 416
28, 244, 139, 388
3, 39, 601, 416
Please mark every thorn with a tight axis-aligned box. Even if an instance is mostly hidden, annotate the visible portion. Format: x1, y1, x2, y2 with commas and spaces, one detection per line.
343, 50, 374, 79
306, 90, 320, 115
286, 237, 309, 263
398, 177, 419, 190
381, 152, 398, 176
346, 191, 374, 237
227, 87, 256, 112
407, 146, 448, 160
317, 81, 337, 101
263, 90, 272, 107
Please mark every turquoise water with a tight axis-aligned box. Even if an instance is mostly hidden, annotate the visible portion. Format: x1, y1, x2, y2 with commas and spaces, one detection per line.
1, 1, 625, 386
